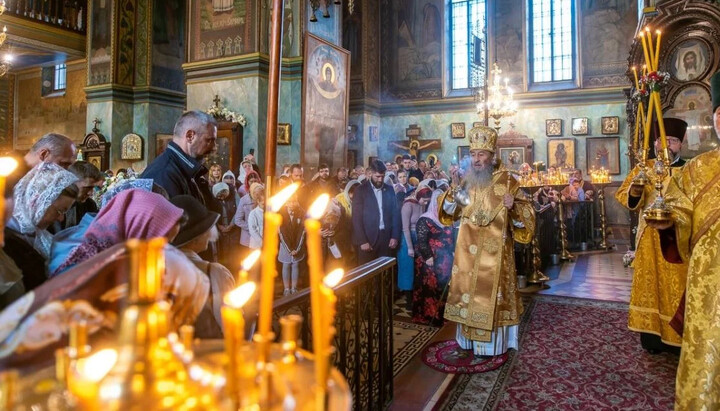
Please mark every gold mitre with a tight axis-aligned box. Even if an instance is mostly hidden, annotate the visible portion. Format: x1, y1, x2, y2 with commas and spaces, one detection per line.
468, 125, 498, 153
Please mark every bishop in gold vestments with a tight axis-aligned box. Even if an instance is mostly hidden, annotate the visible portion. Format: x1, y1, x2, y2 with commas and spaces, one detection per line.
649, 71, 720, 410
615, 119, 688, 352
441, 126, 535, 356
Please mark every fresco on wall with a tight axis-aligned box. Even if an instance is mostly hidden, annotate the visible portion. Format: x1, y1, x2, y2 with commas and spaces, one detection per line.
89, 0, 113, 85
16, 68, 87, 150
302, 33, 350, 173
343, 5, 362, 77
581, 0, 637, 88
494, 0, 523, 88
381, 0, 443, 100
152, 0, 186, 91
189, 0, 255, 62
260, 0, 299, 56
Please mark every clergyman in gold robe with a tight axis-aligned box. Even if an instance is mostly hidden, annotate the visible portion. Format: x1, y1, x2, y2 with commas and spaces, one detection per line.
440, 126, 535, 356
647, 70, 720, 410
615, 118, 688, 354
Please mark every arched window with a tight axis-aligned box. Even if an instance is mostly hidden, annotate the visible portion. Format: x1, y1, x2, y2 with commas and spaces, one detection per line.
528, 0, 575, 84
450, 0, 487, 90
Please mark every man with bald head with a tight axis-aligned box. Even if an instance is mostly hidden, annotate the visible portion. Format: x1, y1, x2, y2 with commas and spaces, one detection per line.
24, 133, 76, 169
142, 110, 217, 204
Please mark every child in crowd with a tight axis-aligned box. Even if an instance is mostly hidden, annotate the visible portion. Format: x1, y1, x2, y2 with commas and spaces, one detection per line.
213, 182, 241, 273
278, 195, 306, 295
247, 183, 265, 250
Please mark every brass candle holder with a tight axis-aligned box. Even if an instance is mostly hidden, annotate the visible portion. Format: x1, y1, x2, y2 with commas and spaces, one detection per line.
643, 149, 673, 223
550, 183, 575, 261
518, 183, 550, 286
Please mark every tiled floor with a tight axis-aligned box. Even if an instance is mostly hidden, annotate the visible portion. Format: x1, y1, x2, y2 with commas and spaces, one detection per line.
539, 248, 634, 303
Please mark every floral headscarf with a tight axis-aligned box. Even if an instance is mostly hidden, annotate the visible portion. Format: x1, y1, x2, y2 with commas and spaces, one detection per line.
403, 179, 432, 204
100, 178, 154, 209
12, 162, 79, 257
52, 189, 184, 276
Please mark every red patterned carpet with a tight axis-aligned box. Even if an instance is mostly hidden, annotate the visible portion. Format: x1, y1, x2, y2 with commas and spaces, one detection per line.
435, 296, 679, 410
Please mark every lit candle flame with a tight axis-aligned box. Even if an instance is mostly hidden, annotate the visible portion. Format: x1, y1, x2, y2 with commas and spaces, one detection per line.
323, 269, 344, 288
268, 183, 299, 212
75, 349, 117, 382
655, 30, 661, 35
308, 194, 330, 219
241, 249, 261, 271
224, 281, 257, 308
0, 157, 18, 176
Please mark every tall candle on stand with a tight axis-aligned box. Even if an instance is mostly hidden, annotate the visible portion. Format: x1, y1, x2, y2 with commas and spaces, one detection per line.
304, 194, 331, 410
639, 33, 652, 74
653, 30, 662, 69
257, 183, 299, 339
221, 281, 257, 405
238, 249, 261, 284
0, 157, 18, 245
645, 27, 656, 68
316, 268, 344, 410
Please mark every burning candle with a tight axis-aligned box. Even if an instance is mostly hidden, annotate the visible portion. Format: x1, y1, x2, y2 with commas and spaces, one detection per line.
645, 27, 656, 69
638, 32, 652, 73
222, 282, 257, 404
653, 30, 662, 70
0, 157, 18, 245
257, 183, 299, 339
238, 249, 261, 284
304, 195, 330, 358
631, 66, 639, 89
68, 349, 118, 410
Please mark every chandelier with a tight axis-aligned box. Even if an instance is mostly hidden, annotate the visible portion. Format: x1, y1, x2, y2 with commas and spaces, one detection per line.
477, 62, 518, 132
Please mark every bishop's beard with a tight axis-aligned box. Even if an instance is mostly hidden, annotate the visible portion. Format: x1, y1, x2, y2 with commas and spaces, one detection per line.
464, 165, 494, 190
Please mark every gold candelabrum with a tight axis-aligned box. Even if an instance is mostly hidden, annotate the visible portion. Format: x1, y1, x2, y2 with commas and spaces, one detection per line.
631, 27, 673, 224
1, 184, 352, 410
477, 63, 518, 132
517, 183, 550, 286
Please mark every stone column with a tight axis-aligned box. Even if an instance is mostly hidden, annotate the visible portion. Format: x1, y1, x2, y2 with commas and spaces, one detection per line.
85, 0, 185, 171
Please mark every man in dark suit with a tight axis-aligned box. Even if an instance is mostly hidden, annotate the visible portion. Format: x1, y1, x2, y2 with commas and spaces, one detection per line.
352, 160, 401, 265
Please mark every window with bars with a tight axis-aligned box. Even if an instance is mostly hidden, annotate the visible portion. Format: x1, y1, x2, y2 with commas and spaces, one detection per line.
53, 64, 67, 91
450, 0, 487, 90
529, 0, 575, 84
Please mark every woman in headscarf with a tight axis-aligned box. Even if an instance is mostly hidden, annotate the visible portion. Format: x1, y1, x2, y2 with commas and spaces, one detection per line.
412, 189, 454, 326
221, 170, 241, 206
49, 179, 158, 275
4, 162, 79, 291
52, 189, 209, 328
335, 179, 360, 218
211, 181, 241, 273
240, 171, 261, 198
398, 180, 433, 305
233, 172, 260, 256
247, 183, 265, 250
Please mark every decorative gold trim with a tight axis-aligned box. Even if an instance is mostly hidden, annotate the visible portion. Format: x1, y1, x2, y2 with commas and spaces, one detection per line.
0, 15, 85, 52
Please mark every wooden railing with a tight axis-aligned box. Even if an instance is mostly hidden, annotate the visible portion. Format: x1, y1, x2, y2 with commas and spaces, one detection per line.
3, 0, 86, 33
272, 257, 396, 411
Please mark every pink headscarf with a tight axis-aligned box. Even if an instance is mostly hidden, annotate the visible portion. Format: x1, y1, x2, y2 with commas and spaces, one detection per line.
420, 189, 444, 227
52, 189, 184, 276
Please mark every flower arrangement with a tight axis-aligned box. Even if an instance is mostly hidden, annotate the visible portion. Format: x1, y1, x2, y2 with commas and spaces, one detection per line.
631, 87, 650, 104
639, 71, 670, 92
206, 105, 247, 127
92, 172, 134, 205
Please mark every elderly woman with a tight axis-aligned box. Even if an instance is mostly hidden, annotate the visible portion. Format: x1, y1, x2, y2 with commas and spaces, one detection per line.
398, 180, 433, 304
321, 199, 354, 271
52, 189, 209, 328
412, 189, 454, 326
4, 163, 79, 291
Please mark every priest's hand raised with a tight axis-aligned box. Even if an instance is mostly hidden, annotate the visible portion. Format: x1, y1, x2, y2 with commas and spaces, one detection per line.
503, 193, 514, 209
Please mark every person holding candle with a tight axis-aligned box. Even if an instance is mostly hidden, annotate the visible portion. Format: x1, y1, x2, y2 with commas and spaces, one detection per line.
171, 195, 236, 338
278, 195, 307, 295
644, 71, 720, 410
615, 117, 688, 355
439, 126, 535, 357
4, 162, 79, 291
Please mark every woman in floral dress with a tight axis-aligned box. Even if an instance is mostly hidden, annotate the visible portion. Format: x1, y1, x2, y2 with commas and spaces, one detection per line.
412, 189, 454, 326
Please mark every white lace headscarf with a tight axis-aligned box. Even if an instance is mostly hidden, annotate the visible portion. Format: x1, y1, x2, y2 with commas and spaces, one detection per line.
12, 162, 79, 257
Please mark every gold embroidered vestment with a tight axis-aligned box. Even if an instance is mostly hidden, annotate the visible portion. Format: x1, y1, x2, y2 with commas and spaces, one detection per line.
442, 170, 535, 342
